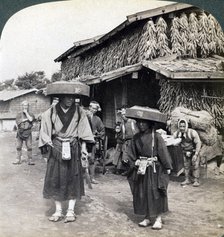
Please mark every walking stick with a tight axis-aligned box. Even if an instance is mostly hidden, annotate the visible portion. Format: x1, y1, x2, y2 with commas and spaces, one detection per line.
81, 154, 92, 189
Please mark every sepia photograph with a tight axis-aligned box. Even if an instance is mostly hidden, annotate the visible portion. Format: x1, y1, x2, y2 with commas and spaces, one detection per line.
0, 0, 224, 236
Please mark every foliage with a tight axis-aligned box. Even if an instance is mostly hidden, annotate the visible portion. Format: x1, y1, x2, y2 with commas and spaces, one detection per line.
51, 71, 62, 82
0, 79, 17, 91
15, 71, 50, 89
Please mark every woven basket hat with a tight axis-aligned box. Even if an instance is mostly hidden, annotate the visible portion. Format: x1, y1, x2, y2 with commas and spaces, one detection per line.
125, 106, 167, 124
46, 81, 90, 97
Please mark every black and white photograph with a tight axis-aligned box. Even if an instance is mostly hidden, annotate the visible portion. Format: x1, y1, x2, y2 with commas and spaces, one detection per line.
0, 0, 224, 237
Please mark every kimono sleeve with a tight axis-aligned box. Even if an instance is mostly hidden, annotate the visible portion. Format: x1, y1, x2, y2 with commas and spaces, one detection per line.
38, 109, 53, 148
15, 112, 23, 126
126, 135, 139, 168
29, 112, 35, 122
156, 133, 173, 170
77, 107, 95, 143
95, 117, 105, 140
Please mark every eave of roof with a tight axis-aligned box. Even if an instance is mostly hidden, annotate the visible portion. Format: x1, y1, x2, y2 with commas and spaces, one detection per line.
79, 55, 224, 84
0, 113, 17, 119
0, 89, 38, 101
55, 2, 194, 62
142, 55, 224, 81
80, 63, 143, 85
54, 35, 104, 62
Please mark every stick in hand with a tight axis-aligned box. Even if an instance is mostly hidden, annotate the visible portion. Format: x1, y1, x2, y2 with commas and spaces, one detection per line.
81, 152, 92, 189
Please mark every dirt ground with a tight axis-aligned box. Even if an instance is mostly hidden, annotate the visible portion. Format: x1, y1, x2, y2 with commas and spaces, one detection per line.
0, 131, 224, 237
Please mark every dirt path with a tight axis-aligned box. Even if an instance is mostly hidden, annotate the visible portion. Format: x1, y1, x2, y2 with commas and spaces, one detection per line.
0, 132, 223, 237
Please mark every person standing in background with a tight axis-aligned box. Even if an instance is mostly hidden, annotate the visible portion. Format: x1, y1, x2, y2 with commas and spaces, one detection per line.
13, 100, 35, 165
86, 101, 105, 184
113, 106, 139, 175
173, 118, 201, 187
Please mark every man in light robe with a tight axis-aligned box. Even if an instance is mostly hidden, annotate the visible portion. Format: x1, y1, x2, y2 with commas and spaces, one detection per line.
39, 84, 94, 223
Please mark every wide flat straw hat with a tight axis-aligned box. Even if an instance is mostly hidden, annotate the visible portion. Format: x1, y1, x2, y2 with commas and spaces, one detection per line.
125, 106, 167, 124
46, 81, 90, 97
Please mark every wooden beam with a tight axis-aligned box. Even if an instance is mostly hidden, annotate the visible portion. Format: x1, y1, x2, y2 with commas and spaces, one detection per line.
168, 79, 224, 83
212, 55, 224, 60
73, 35, 104, 46
142, 61, 171, 78
171, 71, 224, 79
127, 3, 193, 22
201, 95, 224, 100
84, 63, 142, 85
86, 78, 101, 85
102, 64, 142, 82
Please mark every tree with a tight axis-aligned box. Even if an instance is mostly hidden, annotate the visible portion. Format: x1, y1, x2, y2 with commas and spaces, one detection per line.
51, 71, 62, 82
15, 71, 50, 89
0, 79, 18, 91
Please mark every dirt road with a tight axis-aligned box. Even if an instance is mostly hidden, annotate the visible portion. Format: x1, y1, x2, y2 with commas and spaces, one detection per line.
0, 132, 223, 237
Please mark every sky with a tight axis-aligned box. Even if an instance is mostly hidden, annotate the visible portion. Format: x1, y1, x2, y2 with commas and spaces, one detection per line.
0, 0, 177, 82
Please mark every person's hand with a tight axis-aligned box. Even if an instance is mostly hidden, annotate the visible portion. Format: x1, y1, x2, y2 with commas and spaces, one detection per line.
47, 141, 53, 147
123, 159, 129, 163
167, 169, 171, 175
192, 154, 198, 164
115, 127, 121, 133
135, 159, 140, 166
81, 148, 88, 159
40, 145, 49, 155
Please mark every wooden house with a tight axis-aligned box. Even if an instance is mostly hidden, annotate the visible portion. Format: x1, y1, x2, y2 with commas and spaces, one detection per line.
0, 89, 51, 131
55, 2, 224, 140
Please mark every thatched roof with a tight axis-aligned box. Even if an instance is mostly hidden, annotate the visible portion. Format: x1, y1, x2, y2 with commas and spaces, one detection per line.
55, 34, 104, 62
55, 2, 194, 62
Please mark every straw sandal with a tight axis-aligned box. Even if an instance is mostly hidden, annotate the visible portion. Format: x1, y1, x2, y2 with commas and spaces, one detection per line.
152, 218, 162, 230
48, 211, 64, 222
138, 219, 151, 227
64, 209, 76, 223
12, 160, 22, 165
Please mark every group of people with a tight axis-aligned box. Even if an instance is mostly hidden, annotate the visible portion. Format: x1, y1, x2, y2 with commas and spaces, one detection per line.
12, 81, 208, 229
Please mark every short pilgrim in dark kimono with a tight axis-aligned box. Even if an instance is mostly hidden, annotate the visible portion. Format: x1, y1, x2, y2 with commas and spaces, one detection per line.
126, 118, 172, 229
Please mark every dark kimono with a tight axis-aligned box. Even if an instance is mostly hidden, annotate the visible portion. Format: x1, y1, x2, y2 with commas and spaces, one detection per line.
127, 129, 172, 218
39, 104, 94, 201
89, 114, 105, 140
86, 113, 105, 162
